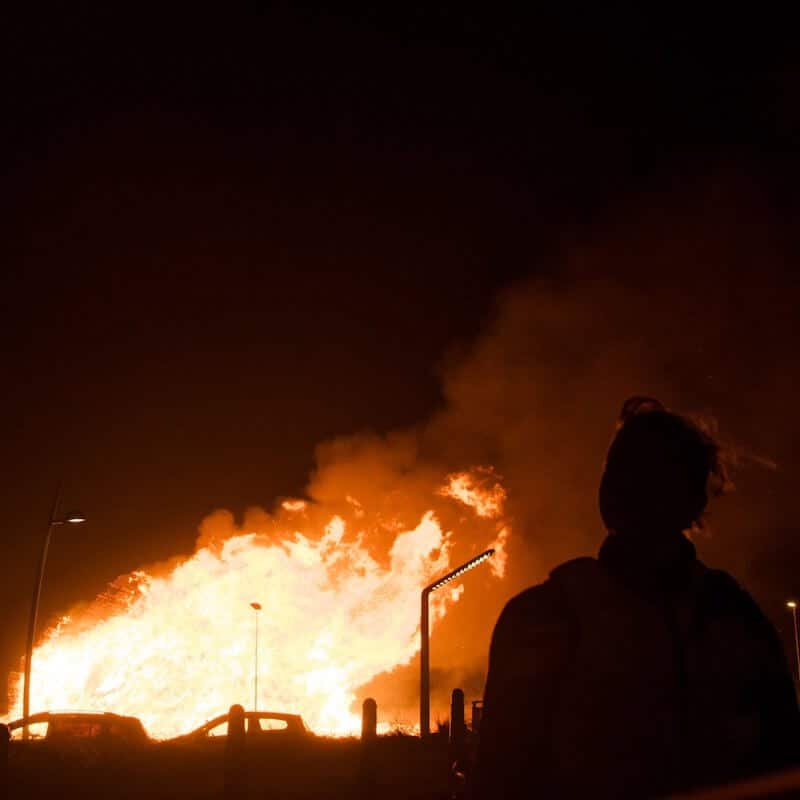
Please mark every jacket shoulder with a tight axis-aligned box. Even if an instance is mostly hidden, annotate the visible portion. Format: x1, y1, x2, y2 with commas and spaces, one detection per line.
492, 561, 593, 643
494, 576, 573, 634
699, 565, 776, 631
548, 556, 608, 599
549, 556, 598, 582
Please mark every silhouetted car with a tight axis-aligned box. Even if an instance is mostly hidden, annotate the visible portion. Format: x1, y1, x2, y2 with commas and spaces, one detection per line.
7, 711, 151, 767
164, 710, 309, 748
7, 711, 150, 746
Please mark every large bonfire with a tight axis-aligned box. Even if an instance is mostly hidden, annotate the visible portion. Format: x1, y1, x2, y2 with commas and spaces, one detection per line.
6, 469, 509, 739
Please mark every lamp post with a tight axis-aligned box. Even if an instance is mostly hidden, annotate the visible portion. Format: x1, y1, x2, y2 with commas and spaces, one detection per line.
787, 601, 800, 682
420, 549, 494, 738
250, 602, 262, 711
22, 490, 86, 739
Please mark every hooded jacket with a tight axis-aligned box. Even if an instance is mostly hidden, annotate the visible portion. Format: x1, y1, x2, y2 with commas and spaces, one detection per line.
470, 533, 799, 799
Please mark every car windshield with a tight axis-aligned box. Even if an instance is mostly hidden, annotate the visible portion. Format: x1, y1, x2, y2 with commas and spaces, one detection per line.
206, 720, 228, 737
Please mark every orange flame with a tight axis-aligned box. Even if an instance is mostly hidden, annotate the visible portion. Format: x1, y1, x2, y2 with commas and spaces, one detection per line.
439, 467, 507, 519
7, 471, 510, 739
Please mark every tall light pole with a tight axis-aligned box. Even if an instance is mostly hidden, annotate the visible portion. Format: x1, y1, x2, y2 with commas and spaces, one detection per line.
23, 489, 86, 739
787, 601, 800, 683
250, 602, 262, 711
420, 548, 494, 738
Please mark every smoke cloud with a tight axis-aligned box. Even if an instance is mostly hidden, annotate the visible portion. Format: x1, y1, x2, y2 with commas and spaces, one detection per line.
302, 170, 799, 722
15, 170, 796, 731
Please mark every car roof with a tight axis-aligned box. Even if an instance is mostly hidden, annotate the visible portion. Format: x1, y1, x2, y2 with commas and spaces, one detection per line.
204, 711, 303, 725
7, 711, 145, 730
193, 710, 306, 732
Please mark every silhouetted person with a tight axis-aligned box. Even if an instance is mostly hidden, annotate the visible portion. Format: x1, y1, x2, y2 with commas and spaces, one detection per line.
470, 397, 800, 799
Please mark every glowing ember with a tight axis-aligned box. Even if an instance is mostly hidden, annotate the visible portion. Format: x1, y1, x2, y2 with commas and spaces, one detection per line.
6, 471, 509, 740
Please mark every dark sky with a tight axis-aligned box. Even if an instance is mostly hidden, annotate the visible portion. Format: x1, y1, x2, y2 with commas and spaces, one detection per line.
2, 7, 799, 711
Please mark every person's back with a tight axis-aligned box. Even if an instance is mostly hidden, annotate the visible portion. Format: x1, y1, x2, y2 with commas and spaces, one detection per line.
470, 397, 800, 798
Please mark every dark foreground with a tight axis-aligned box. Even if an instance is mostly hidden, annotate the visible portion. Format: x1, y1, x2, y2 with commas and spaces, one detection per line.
7, 733, 452, 799
10, 734, 800, 798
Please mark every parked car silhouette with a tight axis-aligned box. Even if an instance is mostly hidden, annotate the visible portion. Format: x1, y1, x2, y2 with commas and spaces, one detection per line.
7, 711, 150, 746
7, 711, 151, 767
165, 710, 309, 748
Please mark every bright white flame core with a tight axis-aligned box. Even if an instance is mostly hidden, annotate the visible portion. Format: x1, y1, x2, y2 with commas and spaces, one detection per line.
9, 513, 468, 739
7, 468, 510, 740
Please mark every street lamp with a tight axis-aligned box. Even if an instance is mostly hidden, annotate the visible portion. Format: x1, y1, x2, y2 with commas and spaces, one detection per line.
420, 549, 494, 738
250, 602, 262, 711
787, 601, 800, 683
22, 490, 86, 739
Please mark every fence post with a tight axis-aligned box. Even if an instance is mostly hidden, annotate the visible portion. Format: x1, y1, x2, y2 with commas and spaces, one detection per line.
1, 723, 8, 800
361, 698, 377, 742
471, 700, 483, 734
449, 689, 465, 754
448, 689, 467, 799
224, 704, 246, 799
359, 698, 378, 798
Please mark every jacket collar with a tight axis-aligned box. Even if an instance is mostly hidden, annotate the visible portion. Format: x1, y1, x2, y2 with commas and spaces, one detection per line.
598, 529, 697, 596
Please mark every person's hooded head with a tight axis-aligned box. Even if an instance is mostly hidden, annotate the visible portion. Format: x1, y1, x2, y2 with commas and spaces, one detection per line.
598, 397, 727, 537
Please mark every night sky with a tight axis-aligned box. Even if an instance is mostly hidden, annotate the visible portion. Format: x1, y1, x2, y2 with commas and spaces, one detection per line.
2, 7, 799, 714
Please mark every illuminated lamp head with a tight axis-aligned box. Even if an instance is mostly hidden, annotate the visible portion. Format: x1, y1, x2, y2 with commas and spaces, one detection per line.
51, 512, 87, 527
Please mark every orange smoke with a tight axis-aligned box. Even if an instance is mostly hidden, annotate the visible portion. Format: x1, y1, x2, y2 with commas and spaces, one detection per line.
6, 469, 509, 739
440, 468, 509, 579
